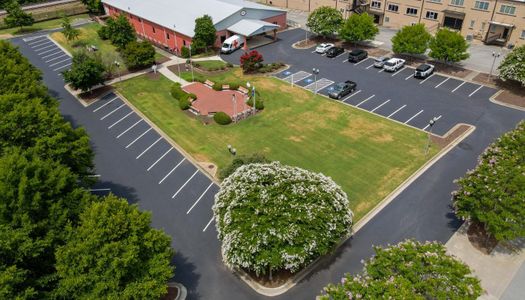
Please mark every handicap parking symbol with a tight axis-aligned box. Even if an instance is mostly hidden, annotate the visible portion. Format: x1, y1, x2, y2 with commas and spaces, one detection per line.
305, 78, 313, 83
283, 71, 291, 76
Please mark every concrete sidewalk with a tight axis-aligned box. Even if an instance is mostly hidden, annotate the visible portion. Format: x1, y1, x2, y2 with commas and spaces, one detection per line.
445, 224, 525, 300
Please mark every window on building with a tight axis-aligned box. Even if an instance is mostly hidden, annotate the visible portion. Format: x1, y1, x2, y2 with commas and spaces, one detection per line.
406, 7, 418, 15
166, 33, 170, 39
183, 40, 187, 46
371, 1, 381, 9
521, 30, 525, 39
428, 0, 441, 3
138, 18, 142, 22
481, 22, 486, 31
499, 5, 516, 15
388, 4, 399, 12
474, 1, 489, 10
469, 20, 475, 29
385, 16, 390, 22
152, 26, 156, 33
426, 11, 438, 20
450, 0, 464, 6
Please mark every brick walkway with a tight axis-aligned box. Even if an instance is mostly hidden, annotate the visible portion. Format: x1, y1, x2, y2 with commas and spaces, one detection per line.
183, 82, 250, 117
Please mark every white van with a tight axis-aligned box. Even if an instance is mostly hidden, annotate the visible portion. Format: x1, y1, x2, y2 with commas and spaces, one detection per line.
221, 35, 243, 54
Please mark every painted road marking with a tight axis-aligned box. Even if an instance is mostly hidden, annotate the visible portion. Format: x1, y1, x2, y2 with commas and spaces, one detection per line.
366, 63, 375, 69
451, 81, 466, 93
30, 40, 51, 48
378, 68, 385, 73
342, 90, 361, 102
332, 51, 345, 59
136, 137, 162, 159
171, 169, 199, 199
356, 95, 375, 107
422, 115, 442, 130
147, 148, 172, 171
42, 50, 65, 59
387, 105, 406, 118
391, 67, 406, 77
187, 182, 214, 214
371, 99, 390, 112
33, 43, 55, 52
93, 97, 118, 112
108, 111, 133, 129
159, 158, 186, 184
24, 35, 47, 43
468, 85, 483, 97
53, 63, 72, 71
304, 78, 334, 92
435, 77, 449, 88
125, 127, 152, 148
116, 119, 142, 138
405, 74, 413, 80
37, 47, 59, 55
45, 53, 68, 63
404, 110, 424, 124
284, 71, 311, 83
100, 104, 125, 120
419, 74, 435, 85
49, 58, 71, 67
342, 59, 348, 63
202, 217, 214, 232
355, 58, 370, 66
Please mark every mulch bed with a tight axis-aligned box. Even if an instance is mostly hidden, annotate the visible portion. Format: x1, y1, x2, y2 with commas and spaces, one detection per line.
430, 124, 470, 149
78, 85, 113, 105
167, 63, 190, 76
472, 73, 525, 108
246, 268, 293, 288
430, 61, 472, 78
192, 66, 231, 75
467, 221, 498, 254
160, 286, 179, 300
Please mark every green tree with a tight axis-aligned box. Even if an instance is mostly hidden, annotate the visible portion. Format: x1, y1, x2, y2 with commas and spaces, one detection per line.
106, 14, 136, 49
452, 121, 525, 241
498, 45, 525, 87
319, 240, 482, 300
122, 40, 156, 69
61, 15, 80, 41
63, 51, 106, 92
306, 6, 343, 38
392, 24, 431, 55
54, 195, 174, 299
429, 28, 470, 62
3, 1, 34, 31
339, 13, 378, 44
80, 0, 103, 14
193, 14, 216, 52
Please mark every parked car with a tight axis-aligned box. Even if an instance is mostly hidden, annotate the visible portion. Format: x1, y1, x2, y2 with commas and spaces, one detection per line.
373, 56, 389, 68
383, 58, 406, 72
221, 35, 243, 54
347, 49, 368, 63
414, 63, 435, 79
315, 43, 334, 54
326, 46, 345, 58
328, 80, 357, 99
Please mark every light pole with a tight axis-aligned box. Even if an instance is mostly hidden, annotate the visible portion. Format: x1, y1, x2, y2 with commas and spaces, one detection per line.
312, 68, 319, 94
173, 24, 182, 83
425, 117, 438, 156
304, 25, 308, 44
189, 44, 195, 82
232, 93, 237, 123
488, 51, 501, 81
114, 61, 121, 81
247, 82, 256, 115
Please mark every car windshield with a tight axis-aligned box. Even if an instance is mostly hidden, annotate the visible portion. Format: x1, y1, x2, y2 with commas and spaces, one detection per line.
417, 65, 429, 71
222, 43, 229, 48
384, 61, 395, 66
375, 58, 385, 62
333, 83, 345, 91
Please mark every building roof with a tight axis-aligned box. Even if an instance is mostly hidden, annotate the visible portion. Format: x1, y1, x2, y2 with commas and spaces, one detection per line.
227, 19, 279, 36
101, 0, 284, 37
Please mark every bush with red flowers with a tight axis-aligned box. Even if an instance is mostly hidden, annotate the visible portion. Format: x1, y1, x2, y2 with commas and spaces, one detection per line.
240, 50, 264, 73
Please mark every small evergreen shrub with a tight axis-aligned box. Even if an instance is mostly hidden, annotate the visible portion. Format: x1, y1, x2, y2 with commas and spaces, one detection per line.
97, 26, 109, 40
212, 82, 222, 91
214, 112, 232, 125
179, 96, 191, 110
219, 153, 269, 180
246, 98, 264, 110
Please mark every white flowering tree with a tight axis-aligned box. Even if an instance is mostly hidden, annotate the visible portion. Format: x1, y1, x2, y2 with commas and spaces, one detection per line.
319, 240, 482, 299
213, 162, 353, 278
452, 121, 525, 241
498, 45, 525, 86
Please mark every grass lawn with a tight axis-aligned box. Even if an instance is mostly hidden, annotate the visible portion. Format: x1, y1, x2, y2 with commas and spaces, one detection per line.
194, 60, 227, 70
114, 69, 439, 220
0, 14, 90, 35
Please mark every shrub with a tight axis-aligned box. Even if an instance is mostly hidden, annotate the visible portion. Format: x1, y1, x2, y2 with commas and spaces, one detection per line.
212, 82, 222, 91
229, 83, 239, 90
213, 162, 353, 276
170, 82, 184, 99
240, 50, 264, 73
178, 96, 191, 110
122, 40, 156, 70
226, 62, 233, 68
219, 153, 269, 180
498, 45, 525, 87
181, 46, 196, 58
187, 93, 197, 100
97, 25, 109, 40
246, 98, 264, 110
213, 112, 232, 125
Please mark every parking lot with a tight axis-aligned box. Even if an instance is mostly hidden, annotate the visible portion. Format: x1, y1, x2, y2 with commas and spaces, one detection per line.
22, 34, 73, 74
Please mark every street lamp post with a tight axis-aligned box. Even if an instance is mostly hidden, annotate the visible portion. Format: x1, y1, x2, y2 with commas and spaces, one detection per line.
312, 68, 320, 94
232, 93, 237, 123
425, 117, 438, 156
173, 25, 182, 83
189, 44, 195, 82
114, 61, 121, 81
488, 51, 501, 81
247, 82, 256, 115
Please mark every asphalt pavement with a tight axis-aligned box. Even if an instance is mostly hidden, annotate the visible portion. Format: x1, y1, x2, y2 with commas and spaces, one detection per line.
9, 28, 525, 300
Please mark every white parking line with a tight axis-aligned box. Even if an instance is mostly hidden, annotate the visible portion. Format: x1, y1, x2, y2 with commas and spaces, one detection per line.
391, 67, 406, 77
159, 158, 186, 184
147, 148, 172, 171
53, 63, 72, 71
387, 105, 406, 118
34, 44, 55, 52
49, 58, 71, 67
332, 52, 345, 59
93, 97, 118, 112
30, 40, 51, 48
422, 115, 442, 130
42, 50, 64, 59
26, 36, 47, 44
125, 127, 152, 148
355, 58, 369, 66
371, 99, 390, 112
45, 53, 68, 63
108, 111, 133, 129
366, 63, 375, 69
284, 71, 311, 83
37, 47, 59, 56
468, 85, 483, 97
202, 217, 214, 232
311, 50, 316, 53
419, 74, 435, 85
405, 74, 413, 80
171, 169, 199, 199
116, 119, 142, 138
451, 81, 466, 93
342, 90, 361, 102
136, 137, 162, 159
404, 110, 424, 124
100, 104, 125, 120
435, 77, 449, 88
342, 59, 348, 63
186, 182, 214, 214
356, 95, 375, 107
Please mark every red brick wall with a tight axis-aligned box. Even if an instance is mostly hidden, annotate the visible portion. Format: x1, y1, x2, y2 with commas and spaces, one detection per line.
263, 13, 287, 31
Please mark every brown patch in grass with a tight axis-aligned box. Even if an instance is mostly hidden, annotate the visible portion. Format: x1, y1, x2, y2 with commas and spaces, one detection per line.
287, 136, 303, 142
371, 133, 394, 143
341, 115, 389, 139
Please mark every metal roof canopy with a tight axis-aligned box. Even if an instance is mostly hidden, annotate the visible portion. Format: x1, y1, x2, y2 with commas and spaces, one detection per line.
488, 21, 515, 28
227, 19, 279, 37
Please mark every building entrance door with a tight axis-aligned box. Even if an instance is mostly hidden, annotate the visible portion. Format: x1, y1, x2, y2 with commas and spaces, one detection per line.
443, 16, 463, 30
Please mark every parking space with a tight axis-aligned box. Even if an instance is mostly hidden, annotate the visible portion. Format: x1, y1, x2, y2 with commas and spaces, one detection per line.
89, 92, 218, 232
22, 35, 72, 74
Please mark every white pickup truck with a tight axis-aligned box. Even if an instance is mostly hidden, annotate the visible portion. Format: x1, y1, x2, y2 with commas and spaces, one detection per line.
383, 58, 406, 72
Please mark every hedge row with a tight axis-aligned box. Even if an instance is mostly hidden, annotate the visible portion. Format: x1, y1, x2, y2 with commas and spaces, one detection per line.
170, 83, 196, 110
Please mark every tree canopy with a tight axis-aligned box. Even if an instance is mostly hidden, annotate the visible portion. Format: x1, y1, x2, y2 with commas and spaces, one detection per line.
61, 15, 80, 41
80, 0, 104, 14
452, 121, 525, 241
339, 13, 378, 44
122, 40, 156, 69
306, 6, 343, 38
429, 28, 470, 62
3, 1, 34, 30
63, 51, 106, 92
104, 14, 136, 49
392, 24, 431, 55
319, 240, 482, 299
193, 15, 216, 52
498, 45, 525, 87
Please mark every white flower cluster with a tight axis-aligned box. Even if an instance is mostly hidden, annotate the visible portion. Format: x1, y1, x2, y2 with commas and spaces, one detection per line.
213, 162, 353, 275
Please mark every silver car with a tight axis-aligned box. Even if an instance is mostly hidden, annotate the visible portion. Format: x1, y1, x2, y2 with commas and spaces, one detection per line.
373, 56, 389, 68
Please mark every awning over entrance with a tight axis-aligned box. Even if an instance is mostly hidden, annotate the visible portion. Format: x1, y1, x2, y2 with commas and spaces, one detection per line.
443, 9, 466, 18
227, 19, 280, 37
488, 21, 515, 28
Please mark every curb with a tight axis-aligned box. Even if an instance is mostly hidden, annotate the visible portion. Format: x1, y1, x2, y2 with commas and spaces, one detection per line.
47, 32, 73, 58
167, 282, 187, 300
489, 90, 525, 112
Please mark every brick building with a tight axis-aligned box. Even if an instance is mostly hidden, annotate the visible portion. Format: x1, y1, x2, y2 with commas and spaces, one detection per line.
101, 0, 287, 53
